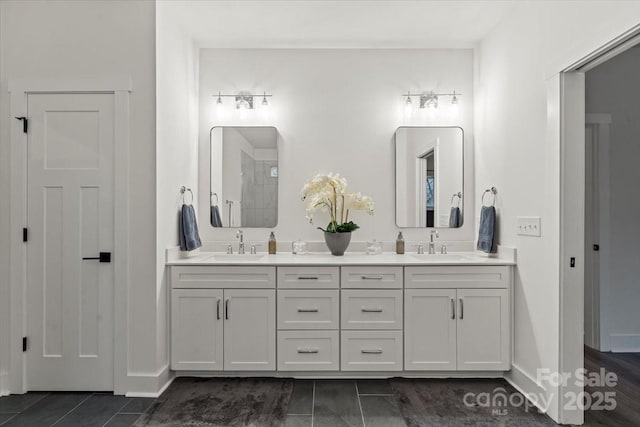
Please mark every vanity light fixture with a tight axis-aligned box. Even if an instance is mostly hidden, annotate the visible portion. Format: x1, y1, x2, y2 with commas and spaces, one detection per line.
402, 90, 461, 109
213, 91, 273, 110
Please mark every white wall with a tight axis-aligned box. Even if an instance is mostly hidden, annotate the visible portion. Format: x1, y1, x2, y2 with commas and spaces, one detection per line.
586, 47, 640, 351
0, 0, 160, 394
475, 1, 640, 422
197, 49, 475, 247
156, 2, 199, 378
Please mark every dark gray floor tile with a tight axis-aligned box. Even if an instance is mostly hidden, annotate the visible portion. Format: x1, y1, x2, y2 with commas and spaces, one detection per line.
0, 413, 18, 425
105, 413, 142, 427
359, 395, 406, 427
284, 415, 312, 427
3, 392, 90, 426
118, 398, 155, 414
54, 394, 128, 427
314, 380, 362, 427
0, 393, 48, 413
356, 379, 393, 395
287, 380, 314, 415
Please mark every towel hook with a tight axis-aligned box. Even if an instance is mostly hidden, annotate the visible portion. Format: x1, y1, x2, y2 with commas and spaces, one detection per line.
451, 192, 462, 207
180, 186, 194, 205
481, 187, 497, 207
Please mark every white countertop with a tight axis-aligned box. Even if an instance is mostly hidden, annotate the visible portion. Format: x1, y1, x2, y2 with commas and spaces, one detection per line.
166, 251, 516, 266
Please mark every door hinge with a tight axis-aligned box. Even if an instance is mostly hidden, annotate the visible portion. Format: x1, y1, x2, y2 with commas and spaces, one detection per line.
22, 337, 28, 352
23, 228, 28, 242
14, 116, 28, 133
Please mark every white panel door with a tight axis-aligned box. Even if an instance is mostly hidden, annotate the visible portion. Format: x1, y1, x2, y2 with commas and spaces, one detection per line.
171, 289, 224, 371
456, 288, 510, 371
223, 289, 276, 371
404, 289, 457, 371
26, 93, 115, 390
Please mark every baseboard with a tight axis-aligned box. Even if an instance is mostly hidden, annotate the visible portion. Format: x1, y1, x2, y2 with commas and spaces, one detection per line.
608, 333, 640, 352
0, 372, 8, 397
504, 364, 552, 416
125, 364, 175, 398
173, 371, 505, 379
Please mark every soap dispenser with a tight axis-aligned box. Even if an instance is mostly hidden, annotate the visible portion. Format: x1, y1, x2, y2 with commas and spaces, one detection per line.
396, 232, 405, 254
268, 232, 277, 254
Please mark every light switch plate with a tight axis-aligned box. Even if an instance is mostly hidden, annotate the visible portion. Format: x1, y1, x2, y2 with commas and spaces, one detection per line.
517, 216, 541, 237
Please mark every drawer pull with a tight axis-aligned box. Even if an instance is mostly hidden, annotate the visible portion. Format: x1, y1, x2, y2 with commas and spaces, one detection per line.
297, 348, 320, 354
298, 276, 319, 280
361, 307, 383, 313
361, 349, 383, 354
361, 275, 384, 280
297, 308, 319, 313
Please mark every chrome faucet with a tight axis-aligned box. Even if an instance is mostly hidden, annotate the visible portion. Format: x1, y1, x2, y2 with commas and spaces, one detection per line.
428, 229, 439, 254
236, 230, 245, 254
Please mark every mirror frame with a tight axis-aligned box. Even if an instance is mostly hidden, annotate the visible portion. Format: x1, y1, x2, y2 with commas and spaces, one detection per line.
394, 126, 465, 229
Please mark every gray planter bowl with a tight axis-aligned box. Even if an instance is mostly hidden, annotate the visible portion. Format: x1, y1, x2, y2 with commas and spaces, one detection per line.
323, 231, 352, 256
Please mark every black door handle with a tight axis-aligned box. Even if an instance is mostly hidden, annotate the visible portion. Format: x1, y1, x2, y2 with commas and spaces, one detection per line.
82, 252, 111, 263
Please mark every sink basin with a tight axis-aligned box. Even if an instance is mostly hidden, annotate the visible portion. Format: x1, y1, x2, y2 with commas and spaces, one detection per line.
409, 253, 475, 262
208, 254, 266, 262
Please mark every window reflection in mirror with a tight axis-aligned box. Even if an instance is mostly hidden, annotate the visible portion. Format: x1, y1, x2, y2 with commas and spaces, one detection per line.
210, 127, 278, 228
395, 127, 463, 228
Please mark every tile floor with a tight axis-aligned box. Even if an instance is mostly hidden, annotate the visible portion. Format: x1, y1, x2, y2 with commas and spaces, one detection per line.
0, 378, 557, 427
0, 392, 154, 427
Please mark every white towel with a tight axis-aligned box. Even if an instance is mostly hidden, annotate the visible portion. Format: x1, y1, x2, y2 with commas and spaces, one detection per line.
227, 200, 242, 227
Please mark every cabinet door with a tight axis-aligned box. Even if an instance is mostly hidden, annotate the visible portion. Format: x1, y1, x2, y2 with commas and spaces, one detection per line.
404, 289, 457, 371
171, 289, 224, 370
456, 288, 510, 371
223, 289, 276, 371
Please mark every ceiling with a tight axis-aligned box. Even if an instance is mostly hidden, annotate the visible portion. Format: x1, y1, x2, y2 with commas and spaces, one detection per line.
163, 1, 517, 49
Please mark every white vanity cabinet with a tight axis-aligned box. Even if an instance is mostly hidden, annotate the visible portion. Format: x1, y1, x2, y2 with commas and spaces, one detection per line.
276, 267, 340, 371
169, 259, 513, 376
404, 266, 511, 371
170, 266, 276, 371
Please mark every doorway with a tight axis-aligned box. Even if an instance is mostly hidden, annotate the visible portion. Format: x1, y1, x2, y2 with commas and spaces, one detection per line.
26, 93, 115, 391
558, 31, 640, 425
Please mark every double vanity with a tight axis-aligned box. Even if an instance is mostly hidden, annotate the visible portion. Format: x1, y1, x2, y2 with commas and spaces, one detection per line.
167, 251, 514, 378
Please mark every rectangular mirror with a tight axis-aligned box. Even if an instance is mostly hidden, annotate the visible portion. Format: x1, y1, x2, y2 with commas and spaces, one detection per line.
210, 126, 278, 228
395, 127, 463, 228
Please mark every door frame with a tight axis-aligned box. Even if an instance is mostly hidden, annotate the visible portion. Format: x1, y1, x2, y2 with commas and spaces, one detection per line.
584, 114, 611, 351
556, 26, 640, 425
6, 78, 131, 394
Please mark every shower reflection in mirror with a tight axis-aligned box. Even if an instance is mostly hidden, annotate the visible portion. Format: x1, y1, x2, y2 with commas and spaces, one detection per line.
210, 126, 278, 228
395, 127, 463, 228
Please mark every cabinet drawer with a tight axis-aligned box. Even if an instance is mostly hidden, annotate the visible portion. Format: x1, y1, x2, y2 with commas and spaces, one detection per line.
341, 331, 403, 371
278, 290, 339, 330
277, 267, 340, 289
405, 266, 510, 289
277, 331, 339, 371
171, 266, 276, 289
341, 290, 403, 330
341, 266, 403, 289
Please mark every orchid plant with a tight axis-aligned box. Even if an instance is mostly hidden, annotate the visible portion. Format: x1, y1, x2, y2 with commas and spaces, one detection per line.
301, 173, 374, 233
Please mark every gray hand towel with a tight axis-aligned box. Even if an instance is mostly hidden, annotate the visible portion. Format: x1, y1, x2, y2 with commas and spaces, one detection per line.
449, 207, 462, 228
179, 204, 202, 251
477, 205, 497, 253
211, 205, 223, 227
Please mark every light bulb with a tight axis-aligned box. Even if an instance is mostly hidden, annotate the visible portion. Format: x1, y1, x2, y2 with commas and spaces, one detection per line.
404, 94, 413, 117
262, 92, 269, 107
215, 93, 224, 119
